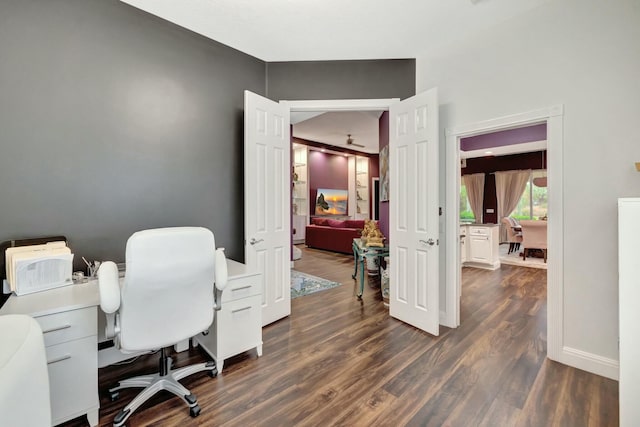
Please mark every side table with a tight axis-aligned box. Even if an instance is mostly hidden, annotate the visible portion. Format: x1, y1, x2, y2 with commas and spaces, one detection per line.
352, 238, 389, 299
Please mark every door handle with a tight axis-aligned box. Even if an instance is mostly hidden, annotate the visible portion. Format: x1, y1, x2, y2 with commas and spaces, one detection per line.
249, 238, 264, 246
420, 238, 436, 246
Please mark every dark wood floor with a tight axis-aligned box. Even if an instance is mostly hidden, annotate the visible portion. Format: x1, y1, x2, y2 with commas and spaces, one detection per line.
63, 246, 618, 426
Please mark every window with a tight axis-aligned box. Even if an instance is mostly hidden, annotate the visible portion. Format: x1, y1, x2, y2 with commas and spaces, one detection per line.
512, 170, 547, 220
460, 183, 475, 221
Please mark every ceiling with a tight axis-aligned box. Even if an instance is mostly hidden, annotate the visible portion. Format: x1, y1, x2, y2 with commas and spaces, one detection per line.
119, 0, 552, 62
293, 111, 382, 154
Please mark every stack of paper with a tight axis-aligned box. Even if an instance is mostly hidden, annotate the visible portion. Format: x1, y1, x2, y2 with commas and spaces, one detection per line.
5, 242, 74, 296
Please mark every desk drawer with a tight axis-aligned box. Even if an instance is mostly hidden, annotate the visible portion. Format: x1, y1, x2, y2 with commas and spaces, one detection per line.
221, 273, 261, 303
216, 295, 262, 358
47, 335, 99, 425
36, 306, 97, 347
469, 227, 489, 236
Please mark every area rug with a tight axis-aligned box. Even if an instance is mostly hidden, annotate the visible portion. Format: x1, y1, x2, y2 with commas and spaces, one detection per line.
291, 270, 341, 299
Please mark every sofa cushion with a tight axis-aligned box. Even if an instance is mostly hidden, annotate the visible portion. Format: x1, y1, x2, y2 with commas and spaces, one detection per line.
344, 220, 365, 229
326, 219, 347, 228
311, 217, 328, 226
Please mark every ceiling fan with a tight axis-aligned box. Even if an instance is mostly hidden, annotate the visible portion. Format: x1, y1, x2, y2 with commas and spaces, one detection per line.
345, 134, 365, 148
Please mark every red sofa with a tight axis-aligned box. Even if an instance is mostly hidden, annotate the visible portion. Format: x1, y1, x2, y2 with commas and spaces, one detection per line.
305, 218, 365, 254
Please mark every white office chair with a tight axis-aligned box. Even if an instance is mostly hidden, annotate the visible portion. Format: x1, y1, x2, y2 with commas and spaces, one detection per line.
0, 314, 51, 427
98, 227, 228, 427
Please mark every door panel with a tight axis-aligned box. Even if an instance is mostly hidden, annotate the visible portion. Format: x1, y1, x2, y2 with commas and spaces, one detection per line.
244, 91, 291, 326
389, 88, 439, 336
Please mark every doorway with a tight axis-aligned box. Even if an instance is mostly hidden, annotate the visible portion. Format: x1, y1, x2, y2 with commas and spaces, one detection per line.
284, 99, 397, 301
445, 105, 564, 361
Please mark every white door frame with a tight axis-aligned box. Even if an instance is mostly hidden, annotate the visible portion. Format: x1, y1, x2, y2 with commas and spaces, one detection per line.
281, 99, 400, 113
444, 105, 564, 361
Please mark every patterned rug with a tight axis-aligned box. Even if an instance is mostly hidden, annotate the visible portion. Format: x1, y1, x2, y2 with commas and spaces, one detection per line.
291, 270, 341, 299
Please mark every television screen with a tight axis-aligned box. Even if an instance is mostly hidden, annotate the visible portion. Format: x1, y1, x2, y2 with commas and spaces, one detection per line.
315, 188, 348, 216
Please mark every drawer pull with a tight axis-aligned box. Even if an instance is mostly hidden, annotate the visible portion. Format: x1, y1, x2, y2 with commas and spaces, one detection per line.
47, 354, 71, 365
231, 285, 252, 292
231, 306, 252, 314
42, 324, 71, 334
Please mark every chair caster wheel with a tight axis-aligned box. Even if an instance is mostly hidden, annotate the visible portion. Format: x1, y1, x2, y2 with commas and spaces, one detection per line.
110, 391, 120, 401
190, 404, 201, 418
207, 368, 218, 378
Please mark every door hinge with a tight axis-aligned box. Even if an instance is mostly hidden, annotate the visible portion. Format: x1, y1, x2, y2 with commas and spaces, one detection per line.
439, 207, 443, 216
437, 239, 440, 246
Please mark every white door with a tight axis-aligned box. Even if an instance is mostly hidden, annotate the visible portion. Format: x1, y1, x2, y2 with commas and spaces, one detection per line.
244, 90, 291, 326
389, 88, 440, 336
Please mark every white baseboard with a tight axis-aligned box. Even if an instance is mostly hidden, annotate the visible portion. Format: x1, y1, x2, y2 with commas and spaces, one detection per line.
558, 346, 619, 380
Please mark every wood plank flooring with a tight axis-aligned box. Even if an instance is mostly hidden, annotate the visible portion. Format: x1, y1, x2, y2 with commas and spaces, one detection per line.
62, 246, 618, 426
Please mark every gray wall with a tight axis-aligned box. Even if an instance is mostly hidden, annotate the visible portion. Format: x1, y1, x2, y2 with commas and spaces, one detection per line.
266, 60, 415, 101
0, 0, 264, 266
0, 0, 416, 271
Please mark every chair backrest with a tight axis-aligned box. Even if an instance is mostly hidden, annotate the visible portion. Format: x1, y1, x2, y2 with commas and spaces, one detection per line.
118, 227, 216, 351
501, 217, 516, 240
519, 220, 548, 250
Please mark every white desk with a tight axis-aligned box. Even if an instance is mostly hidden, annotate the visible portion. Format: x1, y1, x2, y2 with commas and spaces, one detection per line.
0, 258, 262, 426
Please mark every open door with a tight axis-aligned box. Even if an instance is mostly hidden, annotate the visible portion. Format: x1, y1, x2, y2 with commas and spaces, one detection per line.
389, 88, 440, 336
244, 90, 291, 326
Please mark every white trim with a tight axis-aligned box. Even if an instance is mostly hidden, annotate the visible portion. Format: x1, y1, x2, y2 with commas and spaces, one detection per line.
460, 140, 547, 159
281, 98, 400, 112
561, 346, 619, 380
444, 105, 565, 366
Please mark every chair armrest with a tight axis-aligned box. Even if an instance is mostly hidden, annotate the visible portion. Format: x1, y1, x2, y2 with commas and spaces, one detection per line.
215, 248, 228, 291
98, 261, 121, 314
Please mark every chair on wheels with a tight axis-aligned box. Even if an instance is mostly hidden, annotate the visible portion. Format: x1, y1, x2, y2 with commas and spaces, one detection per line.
98, 227, 228, 427
501, 217, 522, 254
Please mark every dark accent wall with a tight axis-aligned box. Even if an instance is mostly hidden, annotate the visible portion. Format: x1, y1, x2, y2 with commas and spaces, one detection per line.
0, 0, 417, 270
266, 60, 416, 101
460, 123, 547, 151
308, 151, 349, 215
369, 155, 380, 218
462, 151, 547, 224
0, 0, 264, 267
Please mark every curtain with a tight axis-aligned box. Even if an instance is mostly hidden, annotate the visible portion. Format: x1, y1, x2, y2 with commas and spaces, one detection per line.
495, 170, 531, 242
463, 173, 485, 223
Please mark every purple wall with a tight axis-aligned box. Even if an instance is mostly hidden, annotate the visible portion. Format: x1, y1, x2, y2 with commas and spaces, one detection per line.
460, 123, 547, 152
378, 111, 390, 239
308, 150, 349, 215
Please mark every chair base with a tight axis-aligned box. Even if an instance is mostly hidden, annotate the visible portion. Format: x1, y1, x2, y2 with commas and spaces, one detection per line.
109, 348, 217, 427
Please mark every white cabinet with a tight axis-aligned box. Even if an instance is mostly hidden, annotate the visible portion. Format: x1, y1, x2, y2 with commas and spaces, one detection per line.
39, 306, 99, 427
355, 156, 370, 220
461, 224, 500, 270
460, 226, 468, 264
618, 198, 640, 426
292, 214, 306, 244
194, 259, 262, 373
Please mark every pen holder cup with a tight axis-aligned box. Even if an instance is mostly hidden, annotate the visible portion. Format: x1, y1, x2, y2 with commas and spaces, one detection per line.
87, 261, 101, 278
